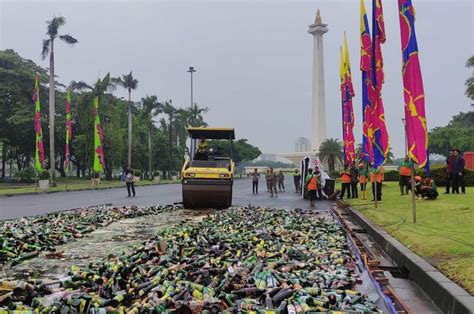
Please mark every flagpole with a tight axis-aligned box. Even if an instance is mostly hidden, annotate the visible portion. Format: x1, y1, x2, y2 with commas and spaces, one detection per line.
35, 170, 38, 194
402, 117, 416, 223
411, 160, 416, 223
374, 172, 378, 209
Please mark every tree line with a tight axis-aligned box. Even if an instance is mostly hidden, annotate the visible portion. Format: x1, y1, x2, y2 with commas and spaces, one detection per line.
1, 16, 262, 182
0, 49, 210, 180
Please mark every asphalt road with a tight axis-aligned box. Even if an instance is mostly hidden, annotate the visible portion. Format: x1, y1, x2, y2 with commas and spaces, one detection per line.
0, 178, 332, 219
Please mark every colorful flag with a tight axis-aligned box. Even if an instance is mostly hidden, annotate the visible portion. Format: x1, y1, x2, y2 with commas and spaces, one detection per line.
33, 74, 45, 173
360, 0, 374, 163
340, 35, 356, 165
93, 96, 105, 172
64, 90, 72, 170
398, 0, 428, 167
370, 0, 389, 167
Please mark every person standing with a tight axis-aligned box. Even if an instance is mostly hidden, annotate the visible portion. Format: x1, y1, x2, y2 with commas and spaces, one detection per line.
265, 169, 271, 192
314, 169, 323, 200
250, 168, 260, 195
358, 163, 368, 200
293, 169, 301, 193
268, 168, 278, 197
399, 156, 412, 195
452, 149, 466, 194
350, 163, 359, 199
277, 170, 285, 192
445, 149, 455, 194
340, 165, 352, 201
370, 165, 384, 201
305, 168, 318, 207
124, 166, 136, 197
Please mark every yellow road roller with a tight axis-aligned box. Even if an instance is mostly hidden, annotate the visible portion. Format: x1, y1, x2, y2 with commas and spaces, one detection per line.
181, 127, 235, 209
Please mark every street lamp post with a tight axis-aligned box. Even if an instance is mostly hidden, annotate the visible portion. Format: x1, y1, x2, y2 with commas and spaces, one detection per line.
187, 67, 196, 108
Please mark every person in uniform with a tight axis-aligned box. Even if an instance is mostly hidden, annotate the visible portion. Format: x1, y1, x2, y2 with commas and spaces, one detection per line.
268, 168, 278, 197
265, 169, 271, 192
399, 155, 412, 195
250, 168, 260, 195
293, 169, 301, 193
277, 170, 285, 192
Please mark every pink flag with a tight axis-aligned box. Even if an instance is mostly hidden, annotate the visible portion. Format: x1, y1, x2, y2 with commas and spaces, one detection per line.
398, 0, 428, 166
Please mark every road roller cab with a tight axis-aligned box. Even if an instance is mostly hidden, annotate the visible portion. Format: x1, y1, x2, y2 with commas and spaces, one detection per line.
181, 127, 235, 209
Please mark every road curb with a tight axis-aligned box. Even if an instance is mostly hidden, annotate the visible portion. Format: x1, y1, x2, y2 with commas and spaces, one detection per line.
0, 181, 179, 198
345, 206, 474, 314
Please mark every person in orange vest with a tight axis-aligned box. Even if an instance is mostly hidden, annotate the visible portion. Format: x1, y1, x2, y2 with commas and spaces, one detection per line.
399, 155, 412, 195
340, 165, 352, 201
358, 163, 368, 200
370, 165, 384, 201
305, 168, 318, 207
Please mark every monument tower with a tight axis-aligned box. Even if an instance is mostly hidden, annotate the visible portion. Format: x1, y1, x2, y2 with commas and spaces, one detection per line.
308, 9, 328, 152
278, 9, 329, 165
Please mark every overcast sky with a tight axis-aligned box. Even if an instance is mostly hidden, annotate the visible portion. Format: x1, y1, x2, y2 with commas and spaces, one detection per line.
1, 0, 473, 158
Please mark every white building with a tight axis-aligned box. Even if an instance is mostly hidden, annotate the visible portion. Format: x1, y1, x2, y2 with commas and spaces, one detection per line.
295, 137, 311, 153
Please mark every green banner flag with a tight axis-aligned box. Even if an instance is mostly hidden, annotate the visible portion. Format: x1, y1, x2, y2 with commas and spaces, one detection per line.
93, 96, 105, 172
33, 74, 45, 173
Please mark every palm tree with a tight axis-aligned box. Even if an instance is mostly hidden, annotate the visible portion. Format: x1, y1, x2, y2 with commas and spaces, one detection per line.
113, 71, 138, 166
140, 96, 161, 179
466, 56, 474, 100
68, 80, 92, 92
41, 15, 78, 178
161, 100, 176, 179
318, 138, 343, 173
186, 103, 209, 127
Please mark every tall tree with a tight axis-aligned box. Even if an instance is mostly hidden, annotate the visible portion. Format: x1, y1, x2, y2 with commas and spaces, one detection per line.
161, 100, 176, 178
140, 95, 161, 178
41, 15, 78, 178
186, 103, 209, 127
113, 71, 138, 166
429, 111, 474, 156
318, 138, 343, 173
466, 56, 474, 100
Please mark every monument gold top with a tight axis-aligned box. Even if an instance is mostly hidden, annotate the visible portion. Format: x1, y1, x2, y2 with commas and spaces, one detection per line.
315, 9, 322, 25
308, 9, 328, 35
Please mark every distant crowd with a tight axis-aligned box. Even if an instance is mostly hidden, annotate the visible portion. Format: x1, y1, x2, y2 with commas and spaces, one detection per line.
248, 148, 467, 206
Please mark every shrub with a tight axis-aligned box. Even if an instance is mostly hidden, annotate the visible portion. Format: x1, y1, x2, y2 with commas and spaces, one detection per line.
134, 170, 142, 178
39, 170, 50, 180
14, 166, 36, 183
384, 170, 399, 182
153, 171, 160, 177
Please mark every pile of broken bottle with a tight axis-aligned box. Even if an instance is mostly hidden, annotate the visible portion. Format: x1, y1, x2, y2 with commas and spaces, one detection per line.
1, 207, 381, 313
0, 205, 179, 265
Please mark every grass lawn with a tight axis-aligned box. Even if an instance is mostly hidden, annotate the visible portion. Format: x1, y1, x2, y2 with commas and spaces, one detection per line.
0, 177, 179, 196
345, 181, 474, 295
